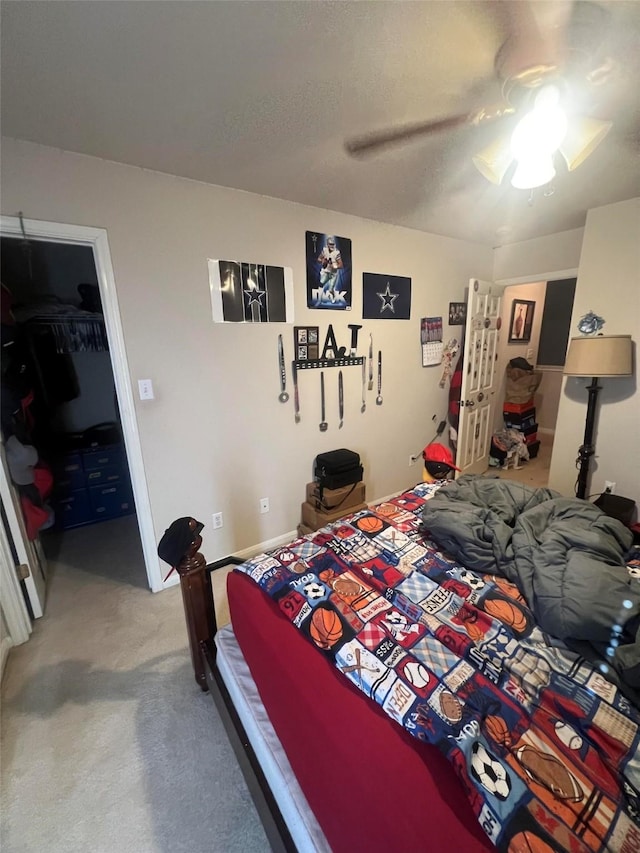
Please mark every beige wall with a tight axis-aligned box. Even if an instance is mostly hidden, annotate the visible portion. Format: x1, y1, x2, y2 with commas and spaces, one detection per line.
549, 197, 640, 502
535, 368, 563, 433
494, 228, 583, 282
1, 138, 492, 564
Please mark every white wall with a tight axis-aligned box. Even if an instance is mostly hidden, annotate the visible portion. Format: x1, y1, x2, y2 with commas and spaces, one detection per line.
549, 197, 640, 503
1, 138, 492, 562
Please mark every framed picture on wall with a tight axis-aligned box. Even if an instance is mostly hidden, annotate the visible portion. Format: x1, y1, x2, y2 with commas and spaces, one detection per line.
508, 299, 535, 343
448, 302, 466, 325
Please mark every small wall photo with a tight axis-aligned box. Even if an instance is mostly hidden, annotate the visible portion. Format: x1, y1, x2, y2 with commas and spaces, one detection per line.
448, 302, 466, 325
508, 299, 535, 343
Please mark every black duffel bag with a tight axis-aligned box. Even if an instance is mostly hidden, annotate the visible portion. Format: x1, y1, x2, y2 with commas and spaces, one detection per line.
314, 448, 363, 495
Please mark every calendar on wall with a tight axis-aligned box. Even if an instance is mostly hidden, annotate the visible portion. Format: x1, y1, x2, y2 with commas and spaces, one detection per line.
420, 316, 443, 367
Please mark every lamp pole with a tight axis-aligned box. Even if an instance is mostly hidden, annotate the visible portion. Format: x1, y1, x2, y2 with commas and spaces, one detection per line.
576, 377, 601, 500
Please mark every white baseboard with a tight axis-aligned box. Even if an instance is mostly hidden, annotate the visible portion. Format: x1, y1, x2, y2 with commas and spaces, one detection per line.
216, 493, 407, 563
1, 636, 13, 681
232, 531, 300, 561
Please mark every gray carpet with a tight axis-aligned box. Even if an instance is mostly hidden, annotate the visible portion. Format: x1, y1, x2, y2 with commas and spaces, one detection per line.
1, 515, 270, 853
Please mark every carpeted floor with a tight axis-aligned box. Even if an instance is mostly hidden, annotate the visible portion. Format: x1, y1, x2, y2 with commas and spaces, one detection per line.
491, 431, 553, 489
1, 515, 270, 853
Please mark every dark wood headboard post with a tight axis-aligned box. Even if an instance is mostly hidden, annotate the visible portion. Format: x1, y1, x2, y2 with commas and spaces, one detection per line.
176, 530, 214, 691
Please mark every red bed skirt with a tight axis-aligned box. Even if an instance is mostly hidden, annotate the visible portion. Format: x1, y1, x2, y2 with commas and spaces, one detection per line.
228, 570, 493, 852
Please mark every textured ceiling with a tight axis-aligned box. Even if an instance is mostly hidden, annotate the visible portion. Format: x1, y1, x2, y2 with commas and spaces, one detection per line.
2, 0, 639, 247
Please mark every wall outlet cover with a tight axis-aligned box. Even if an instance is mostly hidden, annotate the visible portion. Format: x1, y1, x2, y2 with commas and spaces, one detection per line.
138, 379, 154, 400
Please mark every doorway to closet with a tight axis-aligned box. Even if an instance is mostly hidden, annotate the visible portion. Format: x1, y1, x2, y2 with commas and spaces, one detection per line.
1, 234, 147, 611
491, 276, 577, 489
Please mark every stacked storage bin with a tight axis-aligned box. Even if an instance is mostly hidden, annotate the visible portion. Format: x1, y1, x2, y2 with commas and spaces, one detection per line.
52, 443, 135, 529
503, 399, 540, 458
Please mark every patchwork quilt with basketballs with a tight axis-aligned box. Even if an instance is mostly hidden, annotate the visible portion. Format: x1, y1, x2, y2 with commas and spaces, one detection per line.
237, 482, 640, 852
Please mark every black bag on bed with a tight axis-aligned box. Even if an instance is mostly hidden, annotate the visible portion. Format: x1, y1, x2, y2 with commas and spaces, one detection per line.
314, 448, 363, 494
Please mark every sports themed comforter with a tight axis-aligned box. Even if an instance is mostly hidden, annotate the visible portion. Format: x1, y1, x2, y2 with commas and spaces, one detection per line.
422, 476, 640, 699
237, 482, 640, 852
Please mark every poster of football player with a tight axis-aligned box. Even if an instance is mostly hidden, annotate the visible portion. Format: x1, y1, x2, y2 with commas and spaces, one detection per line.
305, 231, 352, 310
208, 259, 294, 323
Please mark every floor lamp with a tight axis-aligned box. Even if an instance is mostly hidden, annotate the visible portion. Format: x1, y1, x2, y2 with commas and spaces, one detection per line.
563, 334, 633, 500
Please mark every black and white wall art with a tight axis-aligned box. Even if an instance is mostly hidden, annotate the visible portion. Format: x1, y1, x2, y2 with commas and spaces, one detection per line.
209, 259, 294, 323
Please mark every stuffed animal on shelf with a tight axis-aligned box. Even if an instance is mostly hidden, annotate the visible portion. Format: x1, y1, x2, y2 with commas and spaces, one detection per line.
422, 442, 461, 483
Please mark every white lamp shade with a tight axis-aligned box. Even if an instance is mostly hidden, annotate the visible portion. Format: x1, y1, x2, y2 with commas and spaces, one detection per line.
559, 116, 612, 171
564, 334, 633, 377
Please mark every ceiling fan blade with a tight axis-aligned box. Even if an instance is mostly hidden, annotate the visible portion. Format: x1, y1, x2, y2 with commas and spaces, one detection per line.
345, 104, 515, 158
345, 113, 472, 158
495, 0, 574, 82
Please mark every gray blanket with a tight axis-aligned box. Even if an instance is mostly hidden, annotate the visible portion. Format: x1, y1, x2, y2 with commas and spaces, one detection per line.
421, 476, 640, 696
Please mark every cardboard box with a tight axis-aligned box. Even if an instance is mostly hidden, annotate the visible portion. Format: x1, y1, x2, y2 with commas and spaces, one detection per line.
300, 500, 367, 532
305, 481, 366, 511
297, 523, 314, 538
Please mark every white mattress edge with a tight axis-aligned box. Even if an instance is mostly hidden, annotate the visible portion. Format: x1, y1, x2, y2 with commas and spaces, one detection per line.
216, 624, 331, 853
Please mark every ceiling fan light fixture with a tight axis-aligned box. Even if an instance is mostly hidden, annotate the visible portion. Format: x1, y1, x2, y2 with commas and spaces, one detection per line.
472, 136, 514, 185
511, 156, 556, 190
510, 84, 568, 163
559, 115, 612, 171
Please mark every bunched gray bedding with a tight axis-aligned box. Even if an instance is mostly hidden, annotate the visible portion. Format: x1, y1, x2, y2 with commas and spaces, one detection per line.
421, 476, 640, 701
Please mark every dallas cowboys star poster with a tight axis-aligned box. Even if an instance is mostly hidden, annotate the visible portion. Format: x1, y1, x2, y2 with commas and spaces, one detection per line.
362, 272, 411, 320
209, 259, 294, 323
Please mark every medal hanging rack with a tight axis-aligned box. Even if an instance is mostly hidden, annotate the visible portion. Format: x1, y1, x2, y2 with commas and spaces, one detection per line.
285, 324, 380, 425
293, 356, 365, 370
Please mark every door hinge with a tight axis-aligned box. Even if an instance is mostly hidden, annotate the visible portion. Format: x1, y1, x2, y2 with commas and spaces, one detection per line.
16, 563, 30, 581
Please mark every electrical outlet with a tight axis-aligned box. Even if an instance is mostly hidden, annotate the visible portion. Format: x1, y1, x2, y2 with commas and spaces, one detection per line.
409, 455, 416, 467
259, 497, 270, 514
604, 481, 616, 494
212, 512, 223, 530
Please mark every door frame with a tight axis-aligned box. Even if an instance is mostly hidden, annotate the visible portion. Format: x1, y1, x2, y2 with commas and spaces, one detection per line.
0, 215, 163, 592
495, 268, 578, 287
495, 265, 579, 471
0, 504, 32, 648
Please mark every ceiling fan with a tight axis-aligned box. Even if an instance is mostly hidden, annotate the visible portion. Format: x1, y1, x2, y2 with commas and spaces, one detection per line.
344, 1, 623, 190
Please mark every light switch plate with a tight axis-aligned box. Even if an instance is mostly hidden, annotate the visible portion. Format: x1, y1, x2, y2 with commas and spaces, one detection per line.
138, 379, 154, 400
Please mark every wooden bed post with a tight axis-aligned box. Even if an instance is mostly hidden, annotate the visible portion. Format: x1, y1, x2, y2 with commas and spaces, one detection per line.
175, 523, 215, 691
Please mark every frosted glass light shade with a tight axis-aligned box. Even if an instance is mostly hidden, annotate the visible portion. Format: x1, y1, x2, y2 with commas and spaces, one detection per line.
472, 137, 514, 184
559, 116, 612, 171
510, 86, 568, 162
564, 335, 633, 377
511, 156, 556, 189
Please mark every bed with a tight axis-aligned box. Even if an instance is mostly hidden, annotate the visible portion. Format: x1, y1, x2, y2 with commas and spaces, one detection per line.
175, 479, 640, 852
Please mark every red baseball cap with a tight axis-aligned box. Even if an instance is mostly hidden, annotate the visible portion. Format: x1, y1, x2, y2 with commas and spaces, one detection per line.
422, 442, 461, 472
